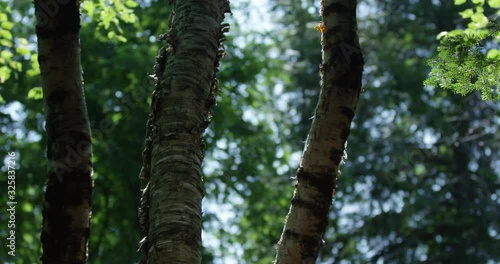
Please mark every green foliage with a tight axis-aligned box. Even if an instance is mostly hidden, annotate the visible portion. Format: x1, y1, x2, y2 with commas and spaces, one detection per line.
425, 0, 500, 101
82, 0, 138, 42
425, 32, 500, 100
0, 4, 25, 85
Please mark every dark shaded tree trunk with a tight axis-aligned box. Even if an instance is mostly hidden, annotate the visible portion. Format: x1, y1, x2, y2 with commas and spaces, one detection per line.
35, 1, 93, 263
274, 0, 364, 263
138, 0, 231, 263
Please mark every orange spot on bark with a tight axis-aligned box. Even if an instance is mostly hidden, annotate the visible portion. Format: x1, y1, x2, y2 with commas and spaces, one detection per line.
315, 23, 325, 33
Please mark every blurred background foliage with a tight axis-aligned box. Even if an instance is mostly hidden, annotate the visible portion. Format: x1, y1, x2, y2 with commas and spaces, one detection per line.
0, 0, 499, 263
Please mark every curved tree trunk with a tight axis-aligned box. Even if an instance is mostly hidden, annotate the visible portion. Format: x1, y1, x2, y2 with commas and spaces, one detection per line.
138, 1, 230, 263
274, 0, 364, 263
35, 1, 93, 263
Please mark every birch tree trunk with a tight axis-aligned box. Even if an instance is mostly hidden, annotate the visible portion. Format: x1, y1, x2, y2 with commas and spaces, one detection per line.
138, 1, 230, 263
274, 0, 364, 263
35, 1, 93, 263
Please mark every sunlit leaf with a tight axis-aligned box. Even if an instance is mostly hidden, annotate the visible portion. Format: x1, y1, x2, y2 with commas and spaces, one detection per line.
1, 50, 13, 60
486, 49, 500, 59
1, 21, 14, 30
459, 8, 474, 18
125, 0, 138, 8
437, 31, 448, 39
0, 39, 11, 48
488, 0, 500, 7
0, 28, 12, 40
116, 35, 127, 42
27, 87, 43, 100
22, 203, 33, 212
0, 65, 11, 83
16, 46, 30, 56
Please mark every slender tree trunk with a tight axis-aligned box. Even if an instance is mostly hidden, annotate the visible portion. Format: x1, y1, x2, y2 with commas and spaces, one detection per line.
138, 1, 230, 263
35, 1, 93, 263
274, 0, 363, 263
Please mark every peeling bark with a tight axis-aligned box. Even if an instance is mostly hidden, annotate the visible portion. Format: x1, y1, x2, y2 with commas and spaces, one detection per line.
138, 1, 231, 263
35, 0, 93, 263
274, 0, 364, 263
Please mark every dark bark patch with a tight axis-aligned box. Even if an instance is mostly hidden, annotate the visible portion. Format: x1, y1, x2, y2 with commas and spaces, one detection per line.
296, 169, 334, 198
328, 26, 343, 36
329, 148, 344, 165
323, 3, 352, 16
351, 52, 365, 66
41, 169, 92, 263
68, 130, 92, 149
47, 132, 91, 161
339, 106, 355, 122
283, 229, 301, 240
283, 230, 323, 259
47, 170, 92, 206
300, 233, 323, 252
291, 197, 331, 217
35, 0, 80, 38
46, 90, 70, 105
331, 73, 353, 87
291, 197, 314, 208
340, 127, 351, 142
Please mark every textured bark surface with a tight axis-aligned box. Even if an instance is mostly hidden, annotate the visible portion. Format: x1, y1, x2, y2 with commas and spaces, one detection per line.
35, 1, 93, 263
274, 0, 364, 263
138, 1, 230, 263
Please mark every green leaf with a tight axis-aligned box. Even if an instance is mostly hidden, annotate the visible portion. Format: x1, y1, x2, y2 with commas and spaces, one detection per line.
455, 0, 467, 4
486, 49, 500, 59
437, 31, 448, 39
125, 0, 138, 8
0, 65, 11, 83
9, 61, 22, 71
22, 203, 33, 212
1, 21, 13, 30
116, 35, 127, 42
0, 28, 12, 40
0, 50, 14, 60
26, 68, 39, 77
18, 37, 28, 46
0, 39, 11, 48
82, 1, 96, 17
16, 46, 30, 56
27, 87, 43, 100
112, 113, 122, 123
23, 233, 34, 244
448, 29, 465, 36
471, 12, 488, 24
488, 0, 500, 7
0, 50, 13, 60
459, 8, 474, 18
